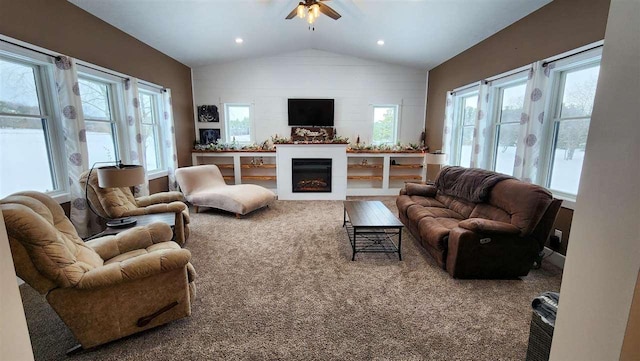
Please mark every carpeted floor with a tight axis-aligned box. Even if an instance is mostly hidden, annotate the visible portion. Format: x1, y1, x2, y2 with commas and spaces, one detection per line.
20, 198, 562, 360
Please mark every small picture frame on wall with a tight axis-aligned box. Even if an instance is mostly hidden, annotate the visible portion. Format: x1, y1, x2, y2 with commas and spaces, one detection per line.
199, 128, 221, 144
198, 105, 219, 122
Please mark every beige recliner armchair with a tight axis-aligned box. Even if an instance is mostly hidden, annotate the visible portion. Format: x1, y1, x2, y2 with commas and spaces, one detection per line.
0, 191, 197, 350
80, 170, 190, 245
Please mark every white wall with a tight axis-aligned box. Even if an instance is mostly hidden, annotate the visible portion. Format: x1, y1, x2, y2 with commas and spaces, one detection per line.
550, 0, 640, 359
0, 209, 35, 360
192, 49, 427, 145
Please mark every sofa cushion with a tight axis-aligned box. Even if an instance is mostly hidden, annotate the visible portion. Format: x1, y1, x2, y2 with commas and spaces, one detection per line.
417, 216, 461, 251
405, 183, 437, 197
488, 179, 553, 236
446, 198, 475, 219
397, 195, 445, 216
407, 205, 464, 224
469, 203, 511, 224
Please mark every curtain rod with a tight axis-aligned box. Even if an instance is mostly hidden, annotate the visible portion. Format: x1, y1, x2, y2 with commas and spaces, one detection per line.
451, 81, 481, 95
485, 66, 530, 84
1, 37, 166, 91
1, 38, 56, 59
542, 44, 603, 67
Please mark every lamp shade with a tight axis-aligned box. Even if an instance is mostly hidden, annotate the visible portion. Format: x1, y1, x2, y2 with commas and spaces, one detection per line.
97, 165, 145, 188
426, 153, 447, 165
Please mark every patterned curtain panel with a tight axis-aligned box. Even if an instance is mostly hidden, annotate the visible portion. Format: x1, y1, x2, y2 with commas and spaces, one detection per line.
123, 78, 150, 196
441, 91, 455, 165
513, 61, 553, 182
161, 89, 179, 191
470, 82, 492, 169
53, 56, 93, 237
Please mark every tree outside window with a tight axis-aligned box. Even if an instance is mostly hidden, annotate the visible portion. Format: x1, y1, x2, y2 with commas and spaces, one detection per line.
225, 104, 252, 143
372, 105, 398, 145
548, 64, 600, 195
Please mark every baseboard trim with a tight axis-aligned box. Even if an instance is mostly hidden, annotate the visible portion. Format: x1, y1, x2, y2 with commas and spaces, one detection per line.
544, 246, 565, 269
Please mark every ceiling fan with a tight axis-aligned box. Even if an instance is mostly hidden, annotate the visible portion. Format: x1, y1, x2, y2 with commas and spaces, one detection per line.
285, 0, 341, 30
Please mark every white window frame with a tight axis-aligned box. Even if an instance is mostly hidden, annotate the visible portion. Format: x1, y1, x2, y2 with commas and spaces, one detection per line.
488, 74, 528, 174
138, 86, 166, 178
0, 43, 67, 202
224, 103, 254, 144
77, 70, 122, 167
371, 104, 399, 145
451, 86, 479, 167
538, 48, 603, 201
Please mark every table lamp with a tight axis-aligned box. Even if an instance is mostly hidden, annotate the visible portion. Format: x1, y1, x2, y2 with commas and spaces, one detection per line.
426, 152, 447, 182
86, 161, 145, 228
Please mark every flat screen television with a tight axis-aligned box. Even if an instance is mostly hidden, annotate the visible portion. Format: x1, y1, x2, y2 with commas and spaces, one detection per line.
288, 99, 334, 127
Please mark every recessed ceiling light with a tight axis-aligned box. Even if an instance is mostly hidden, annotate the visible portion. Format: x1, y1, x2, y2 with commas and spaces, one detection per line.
235, 38, 244, 44
377, 40, 385, 46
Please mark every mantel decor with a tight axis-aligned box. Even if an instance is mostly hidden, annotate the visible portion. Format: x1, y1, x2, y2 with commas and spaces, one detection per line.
291, 127, 335, 142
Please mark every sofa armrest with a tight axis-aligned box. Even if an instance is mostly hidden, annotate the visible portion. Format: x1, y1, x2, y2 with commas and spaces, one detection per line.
136, 191, 185, 207
121, 201, 187, 217
76, 248, 192, 289
458, 218, 520, 235
446, 227, 539, 278
86, 222, 173, 260
403, 183, 438, 197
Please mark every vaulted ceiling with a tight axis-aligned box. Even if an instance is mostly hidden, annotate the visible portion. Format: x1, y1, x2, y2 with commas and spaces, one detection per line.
69, 0, 551, 69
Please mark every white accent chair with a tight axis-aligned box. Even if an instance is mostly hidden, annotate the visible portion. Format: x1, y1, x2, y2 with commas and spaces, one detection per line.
175, 165, 276, 217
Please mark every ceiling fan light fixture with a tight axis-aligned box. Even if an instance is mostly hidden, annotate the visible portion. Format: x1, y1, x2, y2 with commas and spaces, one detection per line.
307, 11, 316, 24
296, 3, 305, 18
310, 3, 320, 18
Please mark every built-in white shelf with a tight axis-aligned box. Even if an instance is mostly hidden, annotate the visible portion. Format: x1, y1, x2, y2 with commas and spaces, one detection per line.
192, 149, 426, 197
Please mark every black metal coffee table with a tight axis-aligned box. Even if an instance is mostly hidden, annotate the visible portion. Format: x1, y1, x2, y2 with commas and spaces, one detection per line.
343, 201, 404, 261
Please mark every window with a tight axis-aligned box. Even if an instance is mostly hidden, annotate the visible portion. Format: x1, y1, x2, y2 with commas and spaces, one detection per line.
78, 77, 119, 166
372, 105, 399, 145
545, 62, 600, 196
453, 92, 478, 168
491, 81, 527, 176
0, 55, 62, 198
224, 103, 252, 143
139, 90, 163, 173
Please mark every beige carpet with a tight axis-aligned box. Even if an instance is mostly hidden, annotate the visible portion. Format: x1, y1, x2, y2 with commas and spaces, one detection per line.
20, 198, 562, 360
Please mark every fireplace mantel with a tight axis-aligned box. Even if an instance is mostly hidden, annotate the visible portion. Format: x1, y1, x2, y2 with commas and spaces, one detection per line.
276, 144, 348, 200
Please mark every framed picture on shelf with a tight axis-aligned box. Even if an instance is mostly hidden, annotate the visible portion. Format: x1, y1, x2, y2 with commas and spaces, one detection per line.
199, 128, 221, 144
198, 105, 219, 122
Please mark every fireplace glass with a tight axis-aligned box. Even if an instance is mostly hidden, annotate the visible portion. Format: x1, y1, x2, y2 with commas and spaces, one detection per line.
292, 158, 332, 193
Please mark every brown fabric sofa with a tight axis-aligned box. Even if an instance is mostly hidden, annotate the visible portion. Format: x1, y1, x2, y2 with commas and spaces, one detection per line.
397, 166, 561, 279
80, 170, 190, 245
1, 191, 196, 349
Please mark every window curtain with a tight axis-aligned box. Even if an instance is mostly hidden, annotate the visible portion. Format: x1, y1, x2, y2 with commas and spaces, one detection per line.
470, 82, 492, 169
123, 78, 150, 196
53, 56, 95, 237
441, 91, 455, 165
513, 61, 553, 182
160, 89, 179, 191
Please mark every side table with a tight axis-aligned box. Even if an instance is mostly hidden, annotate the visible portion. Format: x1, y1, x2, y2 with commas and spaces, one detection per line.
85, 213, 176, 241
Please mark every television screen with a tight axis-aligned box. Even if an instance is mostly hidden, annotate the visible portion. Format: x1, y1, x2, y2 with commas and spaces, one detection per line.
288, 99, 334, 127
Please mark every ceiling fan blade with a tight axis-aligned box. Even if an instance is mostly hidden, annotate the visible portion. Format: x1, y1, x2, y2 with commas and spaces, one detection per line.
285, 7, 298, 19
318, 3, 341, 20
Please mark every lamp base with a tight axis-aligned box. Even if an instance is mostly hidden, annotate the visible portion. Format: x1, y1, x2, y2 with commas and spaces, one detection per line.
106, 217, 137, 228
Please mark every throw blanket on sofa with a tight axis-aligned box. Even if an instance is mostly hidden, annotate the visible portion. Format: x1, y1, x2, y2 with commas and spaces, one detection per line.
435, 166, 514, 203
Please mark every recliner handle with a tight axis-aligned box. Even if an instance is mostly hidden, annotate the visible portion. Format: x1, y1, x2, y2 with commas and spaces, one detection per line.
137, 301, 179, 327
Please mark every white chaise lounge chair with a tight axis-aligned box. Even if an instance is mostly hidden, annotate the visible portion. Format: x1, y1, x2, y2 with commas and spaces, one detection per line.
175, 165, 276, 217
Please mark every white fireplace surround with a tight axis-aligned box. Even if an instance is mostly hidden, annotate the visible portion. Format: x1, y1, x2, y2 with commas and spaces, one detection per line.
276, 144, 348, 200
